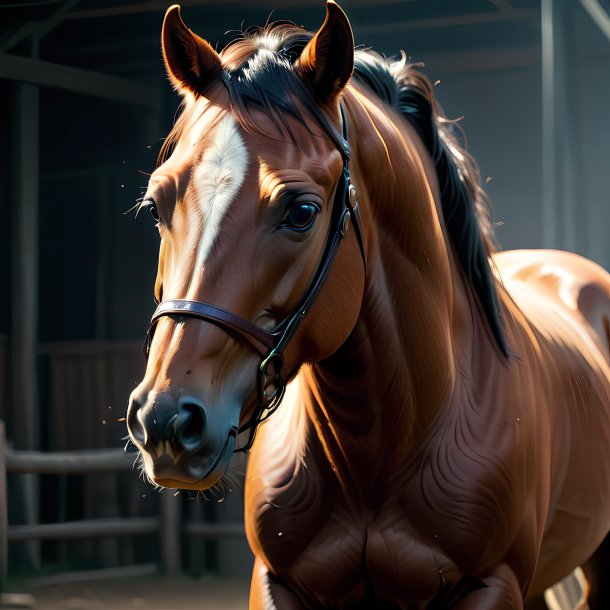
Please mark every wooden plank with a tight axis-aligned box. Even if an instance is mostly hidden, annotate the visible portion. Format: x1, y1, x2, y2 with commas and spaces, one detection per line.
0, 336, 6, 425
183, 522, 246, 538
11, 83, 39, 452
28, 563, 156, 588
49, 357, 67, 450
0, 421, 8, 590
7, 518, 158, 541
0, 55, 160, 111
5, 448, 134, 474
11, 81, 40, 571
159, 493, 181, 577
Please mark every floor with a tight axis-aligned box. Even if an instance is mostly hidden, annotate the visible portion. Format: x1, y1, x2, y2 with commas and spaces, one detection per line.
2, 577, 249, 610
0, 570, 589, 609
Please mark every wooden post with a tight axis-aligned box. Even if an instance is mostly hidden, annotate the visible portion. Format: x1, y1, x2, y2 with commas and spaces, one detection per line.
11, 81, 41, 570
541, 0, 576, 251
11, 82, 39, 451
217, 453, 253, 578
0, 421, 8, 591
159, 492, 181, 577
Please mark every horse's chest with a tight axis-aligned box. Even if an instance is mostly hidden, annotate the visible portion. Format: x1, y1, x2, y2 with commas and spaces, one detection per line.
248, 478, 457, 607
364, 519, 456, 608
292, 515, 450, 608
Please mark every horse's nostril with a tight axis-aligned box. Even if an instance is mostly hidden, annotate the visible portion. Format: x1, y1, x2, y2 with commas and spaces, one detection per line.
174, 399, 208, 455
127, 397, 145, 445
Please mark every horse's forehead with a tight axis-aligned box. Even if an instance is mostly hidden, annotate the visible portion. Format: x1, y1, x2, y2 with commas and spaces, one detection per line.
152, 104, 338, 201
241, 116, 341, 191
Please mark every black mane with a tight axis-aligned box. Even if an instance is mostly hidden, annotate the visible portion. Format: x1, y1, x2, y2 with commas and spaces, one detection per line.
351, 50, 507, 355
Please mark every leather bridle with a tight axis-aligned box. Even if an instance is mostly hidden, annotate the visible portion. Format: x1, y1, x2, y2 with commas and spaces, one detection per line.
143, 104, 366, 452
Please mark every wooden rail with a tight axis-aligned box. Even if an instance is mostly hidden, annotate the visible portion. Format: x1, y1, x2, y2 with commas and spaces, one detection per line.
7, 518, 159, 542
4, 447, 134, 474
0, 420, 247, 589
0, 421, 174, 589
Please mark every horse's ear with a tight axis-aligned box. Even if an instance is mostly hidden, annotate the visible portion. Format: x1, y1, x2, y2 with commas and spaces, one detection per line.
297, 0, 354, 102
161, 4, 222, 96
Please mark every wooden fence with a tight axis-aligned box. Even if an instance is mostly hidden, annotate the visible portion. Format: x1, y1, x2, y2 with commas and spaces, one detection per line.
0, 420, 248, 589
1, 338, 251, 588
0, 420, 169, 589
39, 339, 145, 452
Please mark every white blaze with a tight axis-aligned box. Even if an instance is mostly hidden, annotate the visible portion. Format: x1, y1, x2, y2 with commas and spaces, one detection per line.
191, 114, 248, 286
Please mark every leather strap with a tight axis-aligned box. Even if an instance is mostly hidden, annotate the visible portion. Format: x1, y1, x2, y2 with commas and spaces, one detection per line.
146, 300, 281, 353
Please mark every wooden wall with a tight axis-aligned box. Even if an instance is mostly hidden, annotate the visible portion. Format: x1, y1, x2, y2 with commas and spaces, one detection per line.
40, 340, 143, 451
0, 335, 6, 426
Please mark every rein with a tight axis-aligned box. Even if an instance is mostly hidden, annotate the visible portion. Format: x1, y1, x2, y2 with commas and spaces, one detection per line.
143, 104, 366, 452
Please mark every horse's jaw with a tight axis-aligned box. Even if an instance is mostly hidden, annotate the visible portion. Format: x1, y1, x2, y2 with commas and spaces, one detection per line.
140, 431, 236, 491
128, 395, 241, 491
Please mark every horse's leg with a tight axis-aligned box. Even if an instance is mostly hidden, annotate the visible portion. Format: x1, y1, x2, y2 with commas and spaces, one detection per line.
451, 564, 524, 610
249, 557, 307, 610
585, 531, 610, 609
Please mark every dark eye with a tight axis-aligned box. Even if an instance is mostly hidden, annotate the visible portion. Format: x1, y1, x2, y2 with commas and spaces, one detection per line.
284, 202, 320, 232
149, 205, 160, 222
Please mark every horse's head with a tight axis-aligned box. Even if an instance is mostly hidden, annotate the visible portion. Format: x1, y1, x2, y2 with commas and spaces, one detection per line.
127, 2, 366, 490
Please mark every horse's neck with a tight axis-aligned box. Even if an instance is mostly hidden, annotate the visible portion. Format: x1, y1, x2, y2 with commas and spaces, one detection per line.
300, 95, 475, 494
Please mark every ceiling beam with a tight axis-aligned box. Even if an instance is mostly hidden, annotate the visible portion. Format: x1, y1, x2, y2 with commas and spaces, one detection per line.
0, 53, 160, 110
356, 8, 538, 35
579, 0, 610, 44
0, 0, 80, 54
63, 0, 327, 21
61, 0, 522, 24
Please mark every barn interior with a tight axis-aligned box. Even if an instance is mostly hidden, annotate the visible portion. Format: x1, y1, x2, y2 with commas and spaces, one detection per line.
0, 0, 609, 606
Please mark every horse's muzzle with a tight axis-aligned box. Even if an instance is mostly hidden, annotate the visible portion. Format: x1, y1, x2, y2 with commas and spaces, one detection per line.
127, 392, 235, 488
128, 394, 208, 452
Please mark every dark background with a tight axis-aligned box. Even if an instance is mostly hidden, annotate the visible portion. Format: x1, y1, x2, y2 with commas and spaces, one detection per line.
1, 0, 609, 583
2, 0, 610, 347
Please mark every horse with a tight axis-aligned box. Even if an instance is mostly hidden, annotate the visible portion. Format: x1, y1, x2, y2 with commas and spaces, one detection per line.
125, 2, 610, 607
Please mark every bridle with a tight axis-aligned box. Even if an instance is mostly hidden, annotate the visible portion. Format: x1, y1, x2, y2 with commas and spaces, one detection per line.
143, 104, 367, 452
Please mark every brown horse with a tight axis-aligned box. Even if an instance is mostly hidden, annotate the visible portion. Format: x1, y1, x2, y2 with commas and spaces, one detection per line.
126, 2, 610, 607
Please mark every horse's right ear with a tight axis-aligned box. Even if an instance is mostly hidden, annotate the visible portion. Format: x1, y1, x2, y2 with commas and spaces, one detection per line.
161, 4, 222, 96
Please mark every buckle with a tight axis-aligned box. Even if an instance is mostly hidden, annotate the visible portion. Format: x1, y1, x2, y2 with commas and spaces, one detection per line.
340, 209, 351, 239
259, 352, 284, 403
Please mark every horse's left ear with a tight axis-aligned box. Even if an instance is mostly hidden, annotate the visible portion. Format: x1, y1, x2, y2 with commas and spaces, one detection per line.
296, 0, 354, 102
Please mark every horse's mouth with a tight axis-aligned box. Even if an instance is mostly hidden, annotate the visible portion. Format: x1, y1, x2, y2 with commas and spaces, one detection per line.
148, 432, 235, 490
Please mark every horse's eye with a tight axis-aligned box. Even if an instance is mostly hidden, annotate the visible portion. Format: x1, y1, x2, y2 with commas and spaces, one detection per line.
285, 202, 320, 232
149, 205, 160, 222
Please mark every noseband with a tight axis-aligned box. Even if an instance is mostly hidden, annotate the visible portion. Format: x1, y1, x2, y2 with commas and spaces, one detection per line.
143, 104, 366, 452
